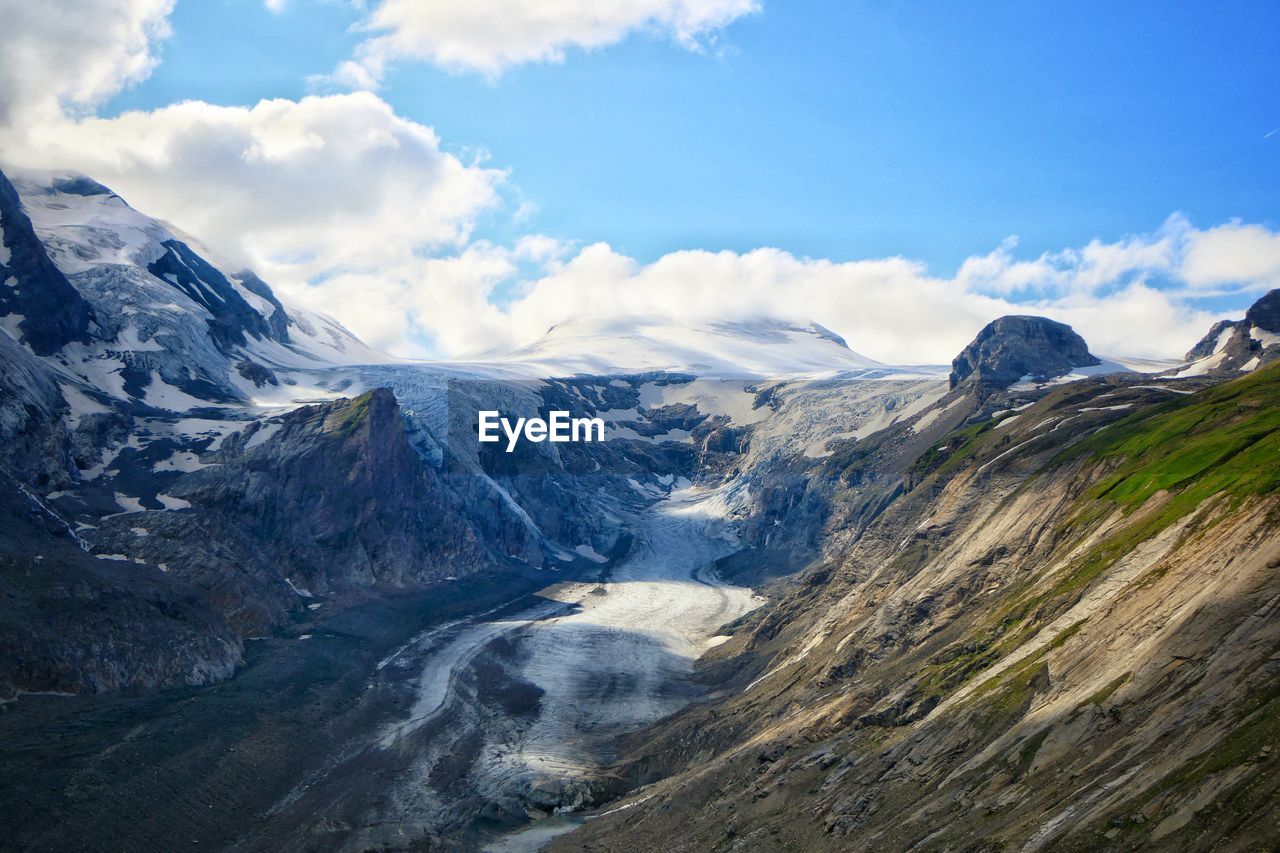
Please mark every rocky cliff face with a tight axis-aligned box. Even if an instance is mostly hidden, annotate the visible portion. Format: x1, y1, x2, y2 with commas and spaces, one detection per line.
554, 356, 1280, 851
0, 386, 530, 697
86, 389, 527, 637
1180, 287, 1280, 377
0, 167, 566, 697
949, 315, 1101, 390
3, 162, 1277, 850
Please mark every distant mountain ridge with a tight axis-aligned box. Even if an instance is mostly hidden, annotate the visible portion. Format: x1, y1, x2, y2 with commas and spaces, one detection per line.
2, 164, 1280, 852
477, 315, 939, 379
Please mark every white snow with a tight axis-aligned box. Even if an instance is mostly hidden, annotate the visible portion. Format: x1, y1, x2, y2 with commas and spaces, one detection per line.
573, 544, 608, 563
1133, 384, 1194, 395
284, 577, 314, 598
468, 316, 930, 379
153, 451, 212, 473
156, 493, 192, 510
1174, 350, 1227, 378
911, 396, 964, 433
244, 422, 282, 449
59, 382, 109, 422
1250, 325, 1280, 348
638, 379, 771, 424
113, 325, 165, 353
112, 493, 145, 514
1008, 356, 1153, 392
170, 418, 239, 450
8, 168, 173, 274
141, 371, 212, 412
609, 425, 693, 444
1, 312, 25, 341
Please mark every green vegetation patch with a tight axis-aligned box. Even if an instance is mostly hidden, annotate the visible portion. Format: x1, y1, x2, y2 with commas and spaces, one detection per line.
324, 391, 376, 439
1017, 727, 1050, 773
1026, 364, 1280, 617
1069, 362, 1280, 512
914, 417, 999, 480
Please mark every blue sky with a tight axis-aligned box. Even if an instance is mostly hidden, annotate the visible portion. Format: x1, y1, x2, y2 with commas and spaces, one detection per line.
6, 0, 1279, 361
108, 0, 1279, 272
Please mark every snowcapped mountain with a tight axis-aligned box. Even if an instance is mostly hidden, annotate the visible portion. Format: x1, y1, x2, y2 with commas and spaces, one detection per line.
5, 166, 1279, 853
1175, 288, 1280, 378
475, 315, 941, 379
0, 167, 385, 416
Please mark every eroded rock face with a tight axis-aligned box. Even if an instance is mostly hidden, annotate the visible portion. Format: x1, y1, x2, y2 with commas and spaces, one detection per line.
1244, 287, 1280, 332
1181, 288, 1280, 375
949, 315, 1100, 390
89, 389, 525, 637
554, 365, 1280, 853
0, 474, 241, 699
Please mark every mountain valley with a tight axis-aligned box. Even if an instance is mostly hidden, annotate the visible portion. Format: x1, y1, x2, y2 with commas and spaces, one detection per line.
1, 166, 1278, 851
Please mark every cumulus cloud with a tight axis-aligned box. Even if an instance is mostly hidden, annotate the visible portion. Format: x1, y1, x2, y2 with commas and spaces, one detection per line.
324, 0, 760, 85
6, 92, 505, 283
428, 240, 1223, 363
1181, 221, 1280, 291
0, 0, 173, 125
0, 0, 1270, 367
270, 225, 1250, 364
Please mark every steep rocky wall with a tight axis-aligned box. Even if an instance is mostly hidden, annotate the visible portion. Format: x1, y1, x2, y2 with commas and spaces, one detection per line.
557, 368, 1280, 851
89, 390, 523, 636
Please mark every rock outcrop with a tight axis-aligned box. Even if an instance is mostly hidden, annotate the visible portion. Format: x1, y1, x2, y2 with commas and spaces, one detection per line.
1181, 288, 1280, 376
949, 315, 1100, 390
555, 359, 1280, 853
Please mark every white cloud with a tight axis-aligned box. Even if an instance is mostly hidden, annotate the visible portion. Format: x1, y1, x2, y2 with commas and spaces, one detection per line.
458, 242, 1221, 363
5, 92, 505, 284
1181, 221, 1280, 291
0, 0, 173, 125
273, 229, 1239, 364
0, 0, 1268, 367
325, 0, 760, 85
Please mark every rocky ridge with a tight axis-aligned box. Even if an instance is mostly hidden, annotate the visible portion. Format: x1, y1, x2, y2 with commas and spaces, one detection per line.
2, 163, 1278, 850
548, 294, 1280, 852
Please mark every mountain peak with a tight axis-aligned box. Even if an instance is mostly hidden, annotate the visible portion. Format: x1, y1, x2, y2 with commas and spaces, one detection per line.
1179, 288, 1280, 377
0, 164, 386, 412
483, 315, 893, 378
1244, 288, 1280, 333
949, 315, 1101, 390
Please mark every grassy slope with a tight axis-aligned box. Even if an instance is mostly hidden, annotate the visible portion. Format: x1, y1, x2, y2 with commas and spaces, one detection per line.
942, 364, 1280, 845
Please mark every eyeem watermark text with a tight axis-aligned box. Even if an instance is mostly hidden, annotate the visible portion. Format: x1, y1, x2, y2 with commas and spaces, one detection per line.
478, 411, 605, 452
